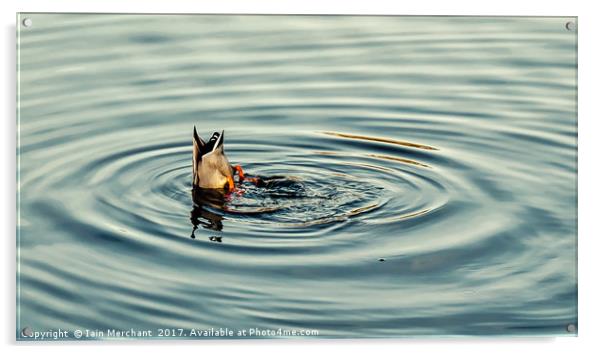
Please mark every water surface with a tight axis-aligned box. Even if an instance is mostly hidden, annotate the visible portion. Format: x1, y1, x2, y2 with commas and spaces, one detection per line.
17, 14, 577, 338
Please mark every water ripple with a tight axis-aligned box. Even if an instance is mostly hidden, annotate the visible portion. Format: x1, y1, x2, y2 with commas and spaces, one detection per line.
17, 14, 577, 338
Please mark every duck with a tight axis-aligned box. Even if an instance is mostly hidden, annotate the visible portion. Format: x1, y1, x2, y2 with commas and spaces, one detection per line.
192, 127, 251, 192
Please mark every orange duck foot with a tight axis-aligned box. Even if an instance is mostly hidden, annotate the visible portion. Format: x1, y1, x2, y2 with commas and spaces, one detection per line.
233, 165, 245, 180
233, 165, 261, 186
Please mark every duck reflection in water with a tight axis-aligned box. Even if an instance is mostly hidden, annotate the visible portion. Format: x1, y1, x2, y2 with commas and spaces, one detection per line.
190, 175, 297, 241
190, 187, 226, 241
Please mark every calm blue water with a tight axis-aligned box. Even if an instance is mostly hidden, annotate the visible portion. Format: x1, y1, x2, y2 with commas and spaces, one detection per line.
17, 14, 577, 339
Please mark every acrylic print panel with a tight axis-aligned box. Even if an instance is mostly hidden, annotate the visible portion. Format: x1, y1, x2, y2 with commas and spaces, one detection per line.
16, 14, 577, 340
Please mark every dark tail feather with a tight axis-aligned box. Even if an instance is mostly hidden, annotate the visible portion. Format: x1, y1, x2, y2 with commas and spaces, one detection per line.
193, 126, 205, 147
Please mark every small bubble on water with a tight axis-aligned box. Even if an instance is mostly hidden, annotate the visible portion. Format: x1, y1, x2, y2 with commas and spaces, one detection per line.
567, 323, 576, 333
209, 236, 222, 242
22, 18, 32, 27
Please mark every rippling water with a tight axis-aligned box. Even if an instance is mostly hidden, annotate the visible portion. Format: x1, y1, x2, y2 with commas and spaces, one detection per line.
17, 14, 577, 338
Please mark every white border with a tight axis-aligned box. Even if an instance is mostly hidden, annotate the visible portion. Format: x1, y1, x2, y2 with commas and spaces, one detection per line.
2, 0, 600, 353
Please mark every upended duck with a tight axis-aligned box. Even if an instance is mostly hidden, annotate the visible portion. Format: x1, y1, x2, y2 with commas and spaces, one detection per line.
192, 127, 257, 192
